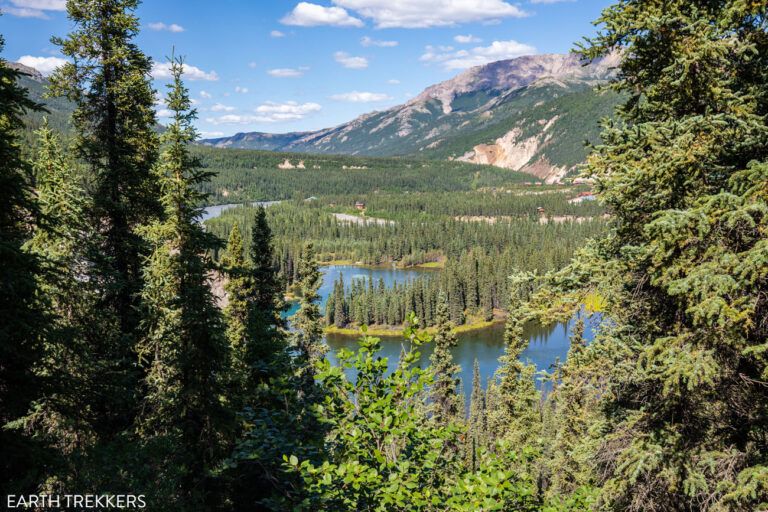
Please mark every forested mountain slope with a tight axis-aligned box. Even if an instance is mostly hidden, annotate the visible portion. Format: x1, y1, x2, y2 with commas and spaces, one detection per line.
202, 53, 623, 182
11, 62, 74, 146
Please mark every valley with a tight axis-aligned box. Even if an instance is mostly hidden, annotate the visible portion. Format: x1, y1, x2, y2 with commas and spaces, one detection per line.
200, 53, 623, 183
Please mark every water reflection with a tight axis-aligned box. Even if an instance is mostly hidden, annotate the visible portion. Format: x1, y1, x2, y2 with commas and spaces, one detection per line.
325, 313, 599, 396
285, 265, 601, 401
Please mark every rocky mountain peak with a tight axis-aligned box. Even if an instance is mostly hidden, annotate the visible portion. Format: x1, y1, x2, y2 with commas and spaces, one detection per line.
8, 61, 45, 82
413, 52, 620, 114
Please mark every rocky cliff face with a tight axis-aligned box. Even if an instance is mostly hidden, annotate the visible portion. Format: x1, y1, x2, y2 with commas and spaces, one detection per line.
8, 62, 45, 82
201, 52, 622, 182
413, 52, 619, 113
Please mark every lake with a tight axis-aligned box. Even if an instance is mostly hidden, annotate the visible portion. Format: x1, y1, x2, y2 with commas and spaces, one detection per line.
201, 203, 597, 395
285, 265, 598, 394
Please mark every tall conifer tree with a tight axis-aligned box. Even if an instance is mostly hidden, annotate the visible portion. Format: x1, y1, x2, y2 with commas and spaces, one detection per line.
292, 242, 326, 392
49, 0, 161, 441
222, 223, 252, 395
0, 27, 45, 497
569, 1, 768, 508
24, 121, 95, 482
137, 56, 231, 509
466, 358, 487, 470
429, 291, 462, 427
487, 276, 540, 449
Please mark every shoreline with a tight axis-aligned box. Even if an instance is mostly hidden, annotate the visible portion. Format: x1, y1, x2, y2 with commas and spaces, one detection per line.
316, 259, 445, 270
324, 315, 506, 338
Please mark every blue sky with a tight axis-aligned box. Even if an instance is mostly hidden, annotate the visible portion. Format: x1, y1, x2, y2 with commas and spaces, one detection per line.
2, 0, 611, 138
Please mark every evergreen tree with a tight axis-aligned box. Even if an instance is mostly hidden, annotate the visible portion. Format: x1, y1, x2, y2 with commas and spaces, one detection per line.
334, 273, 347, 327
487, 275, 541, 450
224, 210, 296, 508
23, 121, 95, 486
222, 223, 251, 396
292, 242, 325, 392
136, 56, 231, 509
466, 358, 487, 471
247, 205, 287, 382
567, 1, 768, 508
48, 0, 161, 444
429, 291, 462, 427
542, 316, 600, 501
0, 28, 46, 497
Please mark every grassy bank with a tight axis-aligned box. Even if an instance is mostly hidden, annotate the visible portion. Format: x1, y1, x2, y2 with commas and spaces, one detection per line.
324, 312, 506, 338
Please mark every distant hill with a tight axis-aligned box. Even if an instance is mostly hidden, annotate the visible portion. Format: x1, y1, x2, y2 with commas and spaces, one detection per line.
201, 53, 622, 182
9, 62, 75, 146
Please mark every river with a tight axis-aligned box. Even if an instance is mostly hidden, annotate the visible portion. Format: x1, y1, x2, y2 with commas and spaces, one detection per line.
200, 201, 281, 222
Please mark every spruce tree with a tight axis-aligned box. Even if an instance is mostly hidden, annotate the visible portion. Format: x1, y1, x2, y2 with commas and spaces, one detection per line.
247, 205, 287, 382
571, 1, 768, 509
542, 316, 600, 500
466, 358, 488, 471
292, 242, 326, 392
48, 0, 161, 442
429, 291, 462, 427
24, 121, 95, 481
137, 56, 231, 509
334, 274, 347, 327
222, 223, 251, 394
487, 276, 540, 449
0, 28, 46, 497
223, 210, 295, 508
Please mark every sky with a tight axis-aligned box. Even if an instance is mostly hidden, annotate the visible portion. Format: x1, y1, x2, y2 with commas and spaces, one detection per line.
1, 0, 612, 138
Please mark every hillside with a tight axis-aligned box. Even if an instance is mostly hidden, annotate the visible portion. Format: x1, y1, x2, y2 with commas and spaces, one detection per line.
10, 62, 74, 147
201, 53, 622, 182
193, 145, 538, 204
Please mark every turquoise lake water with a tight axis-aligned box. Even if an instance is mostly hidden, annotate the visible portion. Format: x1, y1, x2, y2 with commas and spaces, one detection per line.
200, 201, 598, 393
286, 265, 598, 393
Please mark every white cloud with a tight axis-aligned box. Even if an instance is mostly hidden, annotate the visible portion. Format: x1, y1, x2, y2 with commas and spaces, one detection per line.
267, 67, 306, 78
281, 2, 363, 27
199, 131, 225, 138
148, 22, 185, 32
531, 0, 575, 3
151, 62, 218, 81
10, 0, 64, 8
199, 90, 212, 99
156, 109, 173, 118
248, 61, 258, 69
270, 30, 286, 37
255, 101, 322, 120
330, 91, 392, 102
360, 36, 398, 47
331, 0, 527, 28
334, 51, 368, 69
4, 0, 64, 17
234, 86, 249, 93
420, 39, 536, 70
16, 55, 67, 75
387, 79, 400, 84
210, 103, 235, 112
206, 101, 322, 125
454, 34, 481, 44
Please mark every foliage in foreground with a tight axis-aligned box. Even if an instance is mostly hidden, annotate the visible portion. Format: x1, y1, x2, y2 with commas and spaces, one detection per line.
286, 320, 541, 511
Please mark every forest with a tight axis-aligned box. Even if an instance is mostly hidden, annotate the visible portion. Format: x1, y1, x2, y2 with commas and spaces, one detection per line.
1, 1, 767, 511
194, 145, 540, 204
205, 196, 606, 330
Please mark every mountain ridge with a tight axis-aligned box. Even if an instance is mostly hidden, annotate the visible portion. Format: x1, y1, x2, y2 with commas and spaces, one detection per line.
201, 52, 622, 182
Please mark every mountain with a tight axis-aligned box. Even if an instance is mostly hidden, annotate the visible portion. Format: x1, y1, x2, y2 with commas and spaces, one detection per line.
9, 62, 75, 145
201, 53, 622, 182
